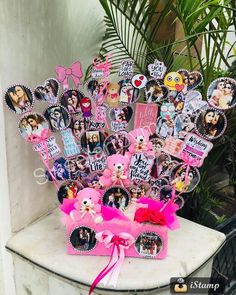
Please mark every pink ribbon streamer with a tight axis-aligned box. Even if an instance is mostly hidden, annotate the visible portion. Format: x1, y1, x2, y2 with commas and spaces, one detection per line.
89, 231, 134, 295
179, 151, 200, 190
27, 129, 59, 190
55, 61, 83, 90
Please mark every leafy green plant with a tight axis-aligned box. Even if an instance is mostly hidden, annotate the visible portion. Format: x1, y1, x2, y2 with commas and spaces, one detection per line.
93, 0, 236, 227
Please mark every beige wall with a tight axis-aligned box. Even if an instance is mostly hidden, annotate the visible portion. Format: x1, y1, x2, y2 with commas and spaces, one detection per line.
0, 0, 104, 233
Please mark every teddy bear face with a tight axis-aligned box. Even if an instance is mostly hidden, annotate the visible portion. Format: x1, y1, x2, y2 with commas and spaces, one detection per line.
76, 188, 100, 205
107, 83, 120, 94
128, 128, 150, 144
107, 154, 129, 171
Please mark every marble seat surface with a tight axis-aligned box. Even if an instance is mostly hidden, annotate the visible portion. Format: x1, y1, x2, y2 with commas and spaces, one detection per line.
6, 209, 225, 291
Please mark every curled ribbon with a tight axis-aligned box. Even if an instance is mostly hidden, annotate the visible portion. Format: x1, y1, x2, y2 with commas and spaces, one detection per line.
89, 231, 134, 295
179, 151, 200, 190
27, 129, 59, 190
55, 61, 83, 90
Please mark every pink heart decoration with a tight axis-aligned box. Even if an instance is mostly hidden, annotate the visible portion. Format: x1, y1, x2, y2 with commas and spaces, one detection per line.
175, 84, 184, 92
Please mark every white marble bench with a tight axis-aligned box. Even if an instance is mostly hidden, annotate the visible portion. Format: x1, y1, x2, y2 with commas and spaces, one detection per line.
6, 209, 226, 295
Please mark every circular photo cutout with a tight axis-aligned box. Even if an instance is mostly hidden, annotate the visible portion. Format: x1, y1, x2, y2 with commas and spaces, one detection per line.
34, 78, 59, 104
80, 130, 105, 155
118, 79, 139, 104
150, 137, 164, 157
130, 183, 150, 201
87, 79, 107, 105
150, 153, 173, 179
170, 164, 200, 193
71, 117, 87, 141
5, 84, 34, 114
148, 178, 169, 199
145, 80, 168, 103
57, 181, 83, 204
70, 226, 97, 252
66, 155, 90, 180
82, 172, 103, 190
109, 106, 133, 123
159, 185, 184, 209
104, 132, 130, 156
44, 105, 71, 132
178, 69, 202, 91
102, 186, 130, 211
135, 232, 163, 258
60, 89, 84, 114
46, 157, 69, 182
19, 113, 49, 140
195, 108, 227, 140
207, 77, 236, 110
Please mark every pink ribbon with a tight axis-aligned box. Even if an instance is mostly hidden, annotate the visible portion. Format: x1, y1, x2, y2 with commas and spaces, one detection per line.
89, 231, 134, 294
94, 104, 109, 129
27, 129, 59, 190
55, 61, 83, 89
179, 151, 200, 190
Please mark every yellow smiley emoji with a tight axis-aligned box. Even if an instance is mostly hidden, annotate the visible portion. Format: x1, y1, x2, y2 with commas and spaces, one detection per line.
164, 72, 184, 91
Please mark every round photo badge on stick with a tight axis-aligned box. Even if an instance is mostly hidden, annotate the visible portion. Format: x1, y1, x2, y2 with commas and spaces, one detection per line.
102, 186, 131, 212
194, 108, 227, 140
34, 78, 59, 104
207, 77, 236, 110
43, 104, 71, 132
18, 112, 60, 189
5, 84, 34, 114
135, 232, 163, 258
69, 226, 97, 252
169, 152, 201, 194
57, 180, 83, 204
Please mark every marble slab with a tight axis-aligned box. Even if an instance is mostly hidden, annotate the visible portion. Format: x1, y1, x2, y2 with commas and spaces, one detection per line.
6, 209, 225, 292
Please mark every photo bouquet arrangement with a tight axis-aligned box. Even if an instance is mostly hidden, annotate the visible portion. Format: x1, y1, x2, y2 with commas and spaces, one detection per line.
3, 54, 236, 293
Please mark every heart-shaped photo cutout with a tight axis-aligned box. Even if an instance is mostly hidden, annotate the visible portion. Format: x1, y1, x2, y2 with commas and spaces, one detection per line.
145, 80, 168, 103
178, 69, 202, 92
109, 106, 133, 123
34, 78, 59, 104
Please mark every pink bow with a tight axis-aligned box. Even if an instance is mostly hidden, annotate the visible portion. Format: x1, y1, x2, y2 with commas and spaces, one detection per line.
179, 151, 200, 190
27, 129, 50, 144
89, 231, 134, 294
179, 151, 200, 167
55, 61, 83, 89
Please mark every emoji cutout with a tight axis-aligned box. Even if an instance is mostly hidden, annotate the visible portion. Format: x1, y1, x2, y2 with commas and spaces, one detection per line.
207, 77, 236, 110
5, 84, 34, 114
148, 59, 167, 80
131, 74, 147, 89
80, 97, 92, 118
34, 78, 59, 104
164, 72, 184, 92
